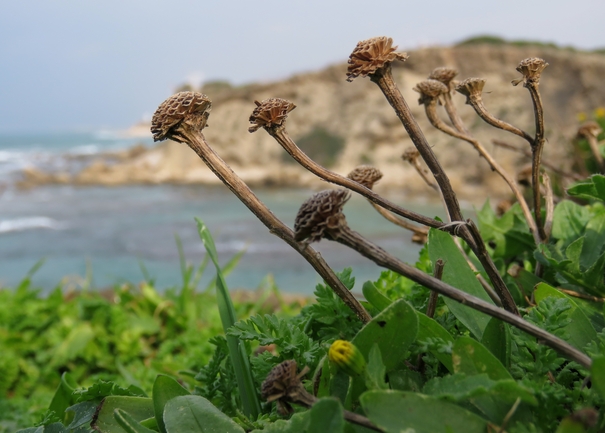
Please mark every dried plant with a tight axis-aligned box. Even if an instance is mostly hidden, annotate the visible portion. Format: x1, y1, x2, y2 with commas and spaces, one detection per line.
577, 120, 605, 172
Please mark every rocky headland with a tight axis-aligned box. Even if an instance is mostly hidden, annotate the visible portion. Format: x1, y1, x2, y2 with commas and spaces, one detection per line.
19, 43, 605, 202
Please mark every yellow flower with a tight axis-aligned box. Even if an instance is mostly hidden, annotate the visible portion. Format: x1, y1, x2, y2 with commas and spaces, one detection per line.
577, 112, 587, 123
594, 107, 605, 119
329, 340, 366, 377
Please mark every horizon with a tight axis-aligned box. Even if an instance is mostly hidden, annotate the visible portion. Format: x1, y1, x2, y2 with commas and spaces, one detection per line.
1, 0, 604, 133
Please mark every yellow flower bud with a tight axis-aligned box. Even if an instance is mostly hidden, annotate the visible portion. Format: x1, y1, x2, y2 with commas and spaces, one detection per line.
329, 340, 366, 377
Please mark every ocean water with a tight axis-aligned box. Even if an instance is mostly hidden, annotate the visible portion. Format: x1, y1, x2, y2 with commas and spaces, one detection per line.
0, 131, 445, 295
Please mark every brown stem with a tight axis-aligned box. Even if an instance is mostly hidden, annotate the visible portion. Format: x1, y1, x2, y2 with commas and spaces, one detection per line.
426, 259, 444, 318
558, 289, 605, 303
323, 224, 591, 369
542, 172, 554, 243
423, 98, 541, 245
492, 139, 582, 180
369, 202, 429, 240
172, 125, 372, 324
443, 92, 468, 134
526, 84, 547, 241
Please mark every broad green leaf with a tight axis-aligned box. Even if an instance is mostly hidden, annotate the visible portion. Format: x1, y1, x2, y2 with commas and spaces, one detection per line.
552, 201, 591, 243
567, 174, 605, 202
534, 283, 598, 349
50, 323, 95, 367
452, 336, 512, 381
114, 409, 157, 433
428, 228, 492, 339
307, 398, 344, 433
361, 281, 391, 312
316, 356, 331, 398
481, 318, 511, 368
477, 201, 535, 259
91, 396, 154, 433
163, 395, 244, 433
152, 375, 190, 433
360, 390, 488, 433
249, 411, 310, 432
364, 344, 388, 390
47, 372, 77, 424
65, 401, 98, 430
351, 299, 418, 371
580, 205, 605, 268
195, 217, 260, 418
590, 356, 605, 399
416, 312, 455, 372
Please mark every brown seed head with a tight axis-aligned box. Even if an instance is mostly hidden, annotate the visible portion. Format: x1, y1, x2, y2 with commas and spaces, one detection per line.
413, 79, 449, 105
346, 37, 408, 82
455, 78, 486, 103
151, 92, 212, 142
294, 189, 351, 243
428, 67, 459, 90
347, 165, 383, 190
401, 147, 420, 163
577, 121, 603, 139
261, 360, 311, 415
512, 57, 549, 86
248, 98, 296, 133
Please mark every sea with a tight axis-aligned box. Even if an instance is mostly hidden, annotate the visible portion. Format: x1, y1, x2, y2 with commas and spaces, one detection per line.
0, 130, 447, 295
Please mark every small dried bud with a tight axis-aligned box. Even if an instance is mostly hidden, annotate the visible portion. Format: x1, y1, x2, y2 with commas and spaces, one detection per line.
248, 98, 296, 133
261, 360, 311, 415
577, 121, 603, 139
455, 78, 486, 103
329, 340, 366, 377
347, 37, 408, 82
294, 189, 350, 243
347, 165, 383, 189
512, 57, 549, 86
401, 147, 420, 163
413, 79, 449, 105
516, 165, 533, 187
428, 67, 458, 90
151, 92, 212, 142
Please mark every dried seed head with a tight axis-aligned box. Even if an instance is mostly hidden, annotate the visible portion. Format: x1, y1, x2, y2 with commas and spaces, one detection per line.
151, 92, 211, 142
577, 121, 603, 139
346, 37, 408, 82
455, 78, 486, 103
294, 189, 351, 243
516, 164, 533, 187
512, 57, 549, 86
413, 79, 449, 105
248, 98, 296, 133
401, 147, 420, 163
428, 66, 458, 90
261, 360, 311, 415
347, 165, 383, 189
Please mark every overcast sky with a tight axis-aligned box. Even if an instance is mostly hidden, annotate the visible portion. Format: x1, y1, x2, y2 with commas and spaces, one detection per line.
1, 0, 604, 132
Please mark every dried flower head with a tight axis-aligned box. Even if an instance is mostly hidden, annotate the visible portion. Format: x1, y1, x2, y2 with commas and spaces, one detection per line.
346, 37, 408, 82
512, 57, 549, 86
347, 165, 383, 189
516, 164, 533, 187
151, 92, 212, 142
261, 360, 310, 415
248, 98, 296, 133
401, 147, 420, 163
577, 121, 603, 139
428, 67, 459, 90
294, 189, 350, 243
455, 78, 486, 103
413, 79, 449, 105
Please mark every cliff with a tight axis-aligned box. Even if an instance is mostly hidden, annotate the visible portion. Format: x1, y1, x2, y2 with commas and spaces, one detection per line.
21, 44, 605, 201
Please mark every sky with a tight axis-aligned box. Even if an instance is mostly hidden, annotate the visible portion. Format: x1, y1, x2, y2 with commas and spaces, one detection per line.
1, 0, 604, 132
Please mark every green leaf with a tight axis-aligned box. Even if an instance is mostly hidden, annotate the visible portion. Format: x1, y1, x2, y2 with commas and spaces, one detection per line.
361, 281, 391, 312
91, 396, 154, 433
534, 283, 598, 350
65, 401, 98, 430
567, 174, 605, 202
364, 344, 388, 390
580, 206, 605, 268
552, 201, 591, 243
152, 375, 190, 433
307, 398, 345, 433
416, 312, 455, 372
195, 217, 261, 418
481, 318, 511, 369
249, 412, 310, 432
47, 372, 77, 423
163, 395, 244, 433
114, 409, 157, 433
360, 390, 488, 433
590, 356, 605, 399
351, 299, 418, 371
428, 228, 493, 339
452, 336, 512, 381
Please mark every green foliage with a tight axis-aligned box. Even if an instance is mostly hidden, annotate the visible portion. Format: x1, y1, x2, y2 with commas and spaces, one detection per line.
284, 126, 345, 167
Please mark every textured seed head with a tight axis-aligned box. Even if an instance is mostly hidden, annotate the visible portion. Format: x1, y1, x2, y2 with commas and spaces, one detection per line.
413, 79, 449, 105
455, 78, 486, 103
249, 98, 296, 133
347, 37, 408, 82
577, 121, 603, 139
512, 57, 549, 86
261, 360, 299, 402
347, 165, 383, 190
428, 67, 458, 90
294, 189, 351, 243
151, 92, 212, 142
401, 147, 420, 163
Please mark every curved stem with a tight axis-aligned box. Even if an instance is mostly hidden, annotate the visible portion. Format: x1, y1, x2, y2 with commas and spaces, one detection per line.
173, 125, 372, 324
467, 95, 534, 145
369, 201, 429, 240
